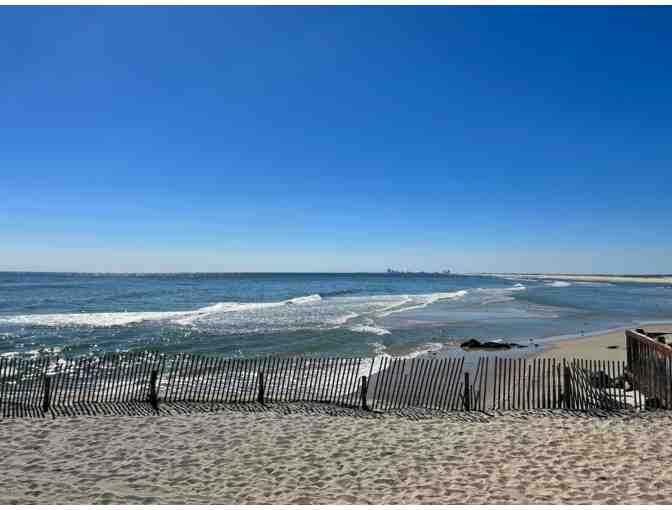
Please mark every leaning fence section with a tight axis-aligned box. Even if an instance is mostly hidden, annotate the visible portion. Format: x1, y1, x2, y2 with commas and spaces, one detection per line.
366, 357, 467, 411
0, 353, 369, 417
159, 355, 364, 406
478, 357, 636, 411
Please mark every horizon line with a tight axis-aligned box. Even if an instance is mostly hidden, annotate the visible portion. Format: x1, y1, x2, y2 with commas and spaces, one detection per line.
1, 270, 671, 277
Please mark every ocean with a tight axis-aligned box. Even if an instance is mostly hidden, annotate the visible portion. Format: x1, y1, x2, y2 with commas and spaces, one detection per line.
1, 272, 671, 360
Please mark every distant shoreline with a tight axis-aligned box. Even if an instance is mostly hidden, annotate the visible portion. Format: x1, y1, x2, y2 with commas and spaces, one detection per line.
2, 270, 671, 282
477, 272, 672, 284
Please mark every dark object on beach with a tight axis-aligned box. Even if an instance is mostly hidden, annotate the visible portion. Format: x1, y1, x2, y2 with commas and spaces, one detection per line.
482, 341, 517, 349
656, 336, 667, 345
607, 345, 619, 349
589, 370, 612, 388
646, 397, 662, 410
461, 338, 481, 348
636, 328, 646, 335
459, 338, 519, 350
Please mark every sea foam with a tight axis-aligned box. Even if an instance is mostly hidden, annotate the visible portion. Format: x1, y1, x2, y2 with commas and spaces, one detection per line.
349, 324, 391, 336
378, 290, 468, 317
0, 293, 325, 328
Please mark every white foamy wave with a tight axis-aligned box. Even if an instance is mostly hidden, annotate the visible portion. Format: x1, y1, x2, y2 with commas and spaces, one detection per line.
325, 312, 359, 326
403, 342, 444, 359
285, 294, 322, 305
349, 324, 391, 336
359, 344, 393, 378
0, 310, 190, 327
369, 342, 388, 355
378, 290, 468, 317
0, 293, 325, 328
359, 341, 445, 379
547, 281, 572, 287
474, 284, 527, 304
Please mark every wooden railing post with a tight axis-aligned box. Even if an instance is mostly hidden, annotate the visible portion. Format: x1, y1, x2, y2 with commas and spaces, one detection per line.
149, 369, 159, 412
360, 375, 369, 410
42, 374, 51, 413
257, 370, 265, 405
463, 372, 470, 411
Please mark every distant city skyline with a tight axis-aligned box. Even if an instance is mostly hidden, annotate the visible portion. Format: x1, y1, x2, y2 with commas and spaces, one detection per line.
2, 7, 671, 274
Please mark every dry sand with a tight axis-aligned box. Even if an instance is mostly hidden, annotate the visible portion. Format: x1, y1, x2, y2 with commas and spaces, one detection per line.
531, 324, 672, 362
2, 409, 672, 504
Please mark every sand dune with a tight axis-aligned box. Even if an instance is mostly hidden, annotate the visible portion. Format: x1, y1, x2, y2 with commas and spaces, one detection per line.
2, 409, 672, 504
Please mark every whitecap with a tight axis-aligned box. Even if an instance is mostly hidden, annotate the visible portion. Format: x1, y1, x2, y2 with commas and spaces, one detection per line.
377, 290, 468, 317
403, 342, 444, 359
0, 293, 326, 328
547, 281, 572, 287
325, 312, 359, 326
348, 324, 391, 336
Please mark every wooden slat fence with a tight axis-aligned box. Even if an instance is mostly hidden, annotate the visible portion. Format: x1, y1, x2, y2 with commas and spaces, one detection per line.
365, 357, 466, 411
0, 346, 664, 418
159, 356, 365, 406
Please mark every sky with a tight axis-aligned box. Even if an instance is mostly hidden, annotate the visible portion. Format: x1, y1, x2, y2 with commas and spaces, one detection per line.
1, 7, 671, 274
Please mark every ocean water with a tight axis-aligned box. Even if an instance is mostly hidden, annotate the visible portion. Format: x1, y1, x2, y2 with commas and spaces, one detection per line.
0, 272, 671, 360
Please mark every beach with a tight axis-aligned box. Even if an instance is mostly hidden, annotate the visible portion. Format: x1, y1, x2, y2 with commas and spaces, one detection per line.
531, 323, 672, 361
1, 326, 672, 504
1, 409, 672, 504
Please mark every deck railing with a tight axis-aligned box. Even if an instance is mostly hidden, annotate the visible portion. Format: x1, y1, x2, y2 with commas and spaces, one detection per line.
626, 328, 672, 408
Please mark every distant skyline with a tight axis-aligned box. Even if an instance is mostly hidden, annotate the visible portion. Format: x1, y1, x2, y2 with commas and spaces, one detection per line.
2, 7, 671, 274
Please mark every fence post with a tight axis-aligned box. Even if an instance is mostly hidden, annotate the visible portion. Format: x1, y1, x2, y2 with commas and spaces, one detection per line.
464, 372, 470, 411
149, 369, 159, 412
257, 370, 265, 405
360, 375, 369, 411
563, 364, 572, 408
42, 374, 51, 413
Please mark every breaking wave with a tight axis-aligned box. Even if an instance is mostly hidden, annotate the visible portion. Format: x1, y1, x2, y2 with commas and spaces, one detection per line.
377, 290, 469, 317
547, 281, 572, 288
0, 294, 325, 328
359, 341, 446, 378
348, 324, 391, 336
0, 285, 527, 337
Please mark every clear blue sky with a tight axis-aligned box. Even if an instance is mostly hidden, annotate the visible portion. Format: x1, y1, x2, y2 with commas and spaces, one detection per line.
1, 7, 671, 273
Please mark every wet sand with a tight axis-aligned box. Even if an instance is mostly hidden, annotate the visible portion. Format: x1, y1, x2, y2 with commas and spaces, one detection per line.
2, 410, 672, 504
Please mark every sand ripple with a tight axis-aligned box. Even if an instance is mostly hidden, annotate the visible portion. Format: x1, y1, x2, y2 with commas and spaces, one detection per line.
1, 410, 672, 503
